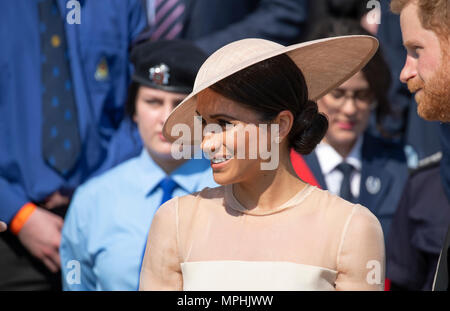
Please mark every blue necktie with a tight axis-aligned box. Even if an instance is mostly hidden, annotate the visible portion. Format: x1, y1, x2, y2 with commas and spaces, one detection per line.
336, 162, 356, 203
39, 0, 81, 176
159, 176, 178, 206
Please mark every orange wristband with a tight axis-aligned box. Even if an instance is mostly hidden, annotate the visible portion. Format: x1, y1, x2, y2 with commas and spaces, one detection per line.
10, 203, 37, 235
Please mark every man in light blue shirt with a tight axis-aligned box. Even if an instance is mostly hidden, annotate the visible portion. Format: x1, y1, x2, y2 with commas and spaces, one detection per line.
60, 40, 217, 290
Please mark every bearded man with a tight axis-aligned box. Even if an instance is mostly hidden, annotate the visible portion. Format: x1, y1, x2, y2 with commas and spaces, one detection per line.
386, 0, 450, 291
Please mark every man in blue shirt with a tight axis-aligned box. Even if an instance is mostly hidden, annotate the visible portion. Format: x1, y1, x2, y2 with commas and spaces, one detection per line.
0, 0, 146, 290
60, 40, 217, 290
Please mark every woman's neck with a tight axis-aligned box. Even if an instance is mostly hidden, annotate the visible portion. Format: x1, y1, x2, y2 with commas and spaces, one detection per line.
233, 149, 307, 212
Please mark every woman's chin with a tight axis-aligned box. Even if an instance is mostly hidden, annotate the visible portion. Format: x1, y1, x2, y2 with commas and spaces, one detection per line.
147, 145, 176, 160
212, 171, 239, 186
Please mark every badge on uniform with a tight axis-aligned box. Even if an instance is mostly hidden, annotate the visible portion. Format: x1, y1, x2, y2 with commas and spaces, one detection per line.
149, 63, 170, 86
95, 57, 109, 81
365, 176, 381, 195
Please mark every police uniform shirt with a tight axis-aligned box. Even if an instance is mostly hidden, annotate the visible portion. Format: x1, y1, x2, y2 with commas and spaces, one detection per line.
315, 136, 363, 199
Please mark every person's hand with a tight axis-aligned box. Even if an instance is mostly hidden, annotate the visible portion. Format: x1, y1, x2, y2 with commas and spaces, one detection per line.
17, 206, 63, 273
0, 221, 7, 232
43, 191, 70, 210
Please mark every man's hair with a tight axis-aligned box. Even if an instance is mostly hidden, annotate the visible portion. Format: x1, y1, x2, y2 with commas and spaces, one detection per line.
391, 0, 450, 40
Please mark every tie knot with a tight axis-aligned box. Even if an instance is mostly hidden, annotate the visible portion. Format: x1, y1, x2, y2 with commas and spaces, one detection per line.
160, 176, 178, 192
336, 162, 354, 175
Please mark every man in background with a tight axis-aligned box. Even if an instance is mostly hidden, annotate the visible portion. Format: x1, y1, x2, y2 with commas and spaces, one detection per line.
386, 0, 450, 290
0, 0, 146, 290
137, 0, 308, 54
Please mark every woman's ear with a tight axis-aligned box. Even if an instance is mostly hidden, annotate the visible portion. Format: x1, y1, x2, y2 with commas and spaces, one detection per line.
274, 110, 294, 143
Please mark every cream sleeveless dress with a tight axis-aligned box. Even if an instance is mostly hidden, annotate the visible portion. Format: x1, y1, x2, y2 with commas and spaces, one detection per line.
139, 184, 385, 291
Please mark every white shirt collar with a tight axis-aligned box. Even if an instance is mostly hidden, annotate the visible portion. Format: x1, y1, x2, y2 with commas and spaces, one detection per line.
315, 136, 363, 174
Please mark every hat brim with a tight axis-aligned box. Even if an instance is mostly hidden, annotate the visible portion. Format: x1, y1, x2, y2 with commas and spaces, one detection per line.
163, 35, 379, 144
132, 75, 192, 94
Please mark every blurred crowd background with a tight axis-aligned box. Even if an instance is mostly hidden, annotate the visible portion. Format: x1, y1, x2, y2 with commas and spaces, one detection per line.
0, 0, 448, 291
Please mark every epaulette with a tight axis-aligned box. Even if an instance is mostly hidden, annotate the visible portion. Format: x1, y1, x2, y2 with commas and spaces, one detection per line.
411, 152, 442, 175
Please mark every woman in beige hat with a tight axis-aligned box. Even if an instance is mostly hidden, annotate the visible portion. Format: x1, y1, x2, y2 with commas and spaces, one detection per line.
139, 36, 385, 291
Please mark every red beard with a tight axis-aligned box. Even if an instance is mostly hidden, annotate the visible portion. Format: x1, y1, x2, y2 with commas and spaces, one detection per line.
407, 53, 450, 122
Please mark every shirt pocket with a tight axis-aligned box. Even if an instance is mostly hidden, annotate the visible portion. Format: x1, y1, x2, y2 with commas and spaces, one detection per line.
79, 38, 129, 129
79, 37, 127, 93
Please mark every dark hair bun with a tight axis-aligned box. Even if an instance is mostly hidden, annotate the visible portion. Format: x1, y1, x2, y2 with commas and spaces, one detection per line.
289, 100, 328, 155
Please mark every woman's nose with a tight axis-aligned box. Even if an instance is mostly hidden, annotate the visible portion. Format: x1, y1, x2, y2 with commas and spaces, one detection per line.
201, 132, 222, 156
341, 96, 358, 115
400, 55, 417, 84
161, 101, 174, 123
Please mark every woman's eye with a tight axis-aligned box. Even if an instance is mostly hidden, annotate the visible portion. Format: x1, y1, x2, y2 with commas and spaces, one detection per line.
218, 119, 232, 127
144, 99, 160, 105
330, 90, 345, 99
355, 90, 373, 101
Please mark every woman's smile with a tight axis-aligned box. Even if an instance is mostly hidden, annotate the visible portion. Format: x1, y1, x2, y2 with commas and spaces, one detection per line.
210, 157, 233, 170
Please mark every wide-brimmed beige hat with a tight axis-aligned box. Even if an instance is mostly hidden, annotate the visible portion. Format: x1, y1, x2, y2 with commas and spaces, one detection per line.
163, 36, 378, 144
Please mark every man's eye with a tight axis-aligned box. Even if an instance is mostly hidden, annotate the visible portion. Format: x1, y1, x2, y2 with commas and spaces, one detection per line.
407, 46, 421, 57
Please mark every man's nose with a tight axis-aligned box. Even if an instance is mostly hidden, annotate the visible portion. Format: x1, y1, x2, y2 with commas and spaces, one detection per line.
400, 55, 417, 84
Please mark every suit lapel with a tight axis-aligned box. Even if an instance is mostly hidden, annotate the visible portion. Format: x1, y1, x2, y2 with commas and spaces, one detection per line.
303, 151, 328, 190
180, 0, 195, 36
358, 136, 393, 214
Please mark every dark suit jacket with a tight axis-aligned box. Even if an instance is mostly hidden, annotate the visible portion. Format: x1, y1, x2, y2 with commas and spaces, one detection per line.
386, 160, 450, 290
302, 132, 408, 239
433, 225, 450, 291
139, 0, 308, 55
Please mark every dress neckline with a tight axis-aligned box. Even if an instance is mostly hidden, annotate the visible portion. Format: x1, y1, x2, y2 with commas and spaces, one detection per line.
224, 183, 314, 216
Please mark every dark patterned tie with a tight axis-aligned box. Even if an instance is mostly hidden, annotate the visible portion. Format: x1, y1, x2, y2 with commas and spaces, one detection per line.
39, 0, 81, 176
150, 0, 186, 41
159, 176, 178, 206
336, 162, 356, 203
